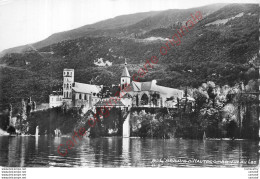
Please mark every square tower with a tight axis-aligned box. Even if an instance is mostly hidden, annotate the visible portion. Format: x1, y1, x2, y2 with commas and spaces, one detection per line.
63, 69, 74, 100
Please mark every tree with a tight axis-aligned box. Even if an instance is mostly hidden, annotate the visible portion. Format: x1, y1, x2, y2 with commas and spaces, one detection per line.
207, 81, 217, 108
193, 88, 208, 112
16, 99, 28, 134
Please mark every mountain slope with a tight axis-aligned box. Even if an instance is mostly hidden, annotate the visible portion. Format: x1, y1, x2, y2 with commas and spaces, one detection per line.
0, 3, 259, 111
1, 3, 227, 56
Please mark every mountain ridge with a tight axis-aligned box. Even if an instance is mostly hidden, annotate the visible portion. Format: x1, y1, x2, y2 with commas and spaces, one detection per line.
0, 3, 228, 56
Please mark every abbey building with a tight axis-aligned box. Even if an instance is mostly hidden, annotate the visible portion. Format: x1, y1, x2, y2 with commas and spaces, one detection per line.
49, 63, 191, 110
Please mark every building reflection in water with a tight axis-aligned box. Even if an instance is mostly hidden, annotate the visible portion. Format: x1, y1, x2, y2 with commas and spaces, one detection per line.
20, 137, 25, 167
130, 139, 142, 167
122, 138, 130, 166
35, 135, 39, 153
7, 137, 17, 167
0, 136, 258, 167
78, 138, 96, 167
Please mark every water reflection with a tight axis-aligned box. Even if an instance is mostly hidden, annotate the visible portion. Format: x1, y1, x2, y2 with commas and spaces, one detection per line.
0, 136, 258, 167
122, 138, 130, 166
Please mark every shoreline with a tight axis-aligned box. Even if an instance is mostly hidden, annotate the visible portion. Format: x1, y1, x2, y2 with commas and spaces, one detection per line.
0, 134, 258, 141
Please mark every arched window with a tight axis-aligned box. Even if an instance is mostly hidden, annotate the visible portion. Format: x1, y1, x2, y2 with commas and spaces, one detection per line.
141, 93, 149, 105
84, 94, 87, 100
136, 95, 139, 106
152, 98, 157, 106
66, 92, 69, 98
79, 94, 82, 99
151, 93, 159, 106
70, 84, 72, 89
67, 84, 69, 89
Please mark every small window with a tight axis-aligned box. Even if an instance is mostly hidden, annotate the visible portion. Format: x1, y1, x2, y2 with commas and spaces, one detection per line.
67, 72, 69, 75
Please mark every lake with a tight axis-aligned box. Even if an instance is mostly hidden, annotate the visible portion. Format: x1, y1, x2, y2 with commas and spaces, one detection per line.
0, 136, 258, 167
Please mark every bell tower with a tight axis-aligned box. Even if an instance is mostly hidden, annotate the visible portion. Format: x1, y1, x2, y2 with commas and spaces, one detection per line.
63, 69, 74, 100
121, 59, 131, 90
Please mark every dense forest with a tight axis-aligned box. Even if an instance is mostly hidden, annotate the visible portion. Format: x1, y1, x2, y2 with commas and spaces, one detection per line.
0, 4, 259, 111
0, 4, 259, 139
0, 77, 258, 140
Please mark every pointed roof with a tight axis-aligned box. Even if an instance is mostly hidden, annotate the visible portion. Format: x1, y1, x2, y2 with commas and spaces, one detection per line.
121, 66, 130, 77
121, 61, 130, 77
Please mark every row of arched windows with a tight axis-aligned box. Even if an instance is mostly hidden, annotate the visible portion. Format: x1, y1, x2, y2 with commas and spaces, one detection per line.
64, 83, 72, 89
137, 93, 158, 106
64, 71, 73, 76
63, 92, 90, 100
63, 92, 71, 98
78, 93, 88, 100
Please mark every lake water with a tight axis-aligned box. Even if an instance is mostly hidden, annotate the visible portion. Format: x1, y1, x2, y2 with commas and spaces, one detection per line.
0, 136, 258, 167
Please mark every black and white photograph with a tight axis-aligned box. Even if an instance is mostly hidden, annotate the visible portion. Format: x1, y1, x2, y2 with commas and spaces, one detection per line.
0, 0, 259, 178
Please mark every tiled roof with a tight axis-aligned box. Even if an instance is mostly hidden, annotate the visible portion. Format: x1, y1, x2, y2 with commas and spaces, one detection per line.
141, 81, 153, 91
72, 82, 101, 94
156, 85, 183, 98
127, 80, 156, 92
94, 98, 125, 107
50, 90, 63, 96
125, 80, 183, 98
131, 81, 141, 91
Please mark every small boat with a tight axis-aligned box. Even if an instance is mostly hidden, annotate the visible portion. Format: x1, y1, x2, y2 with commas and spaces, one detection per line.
203, 131, 207, 141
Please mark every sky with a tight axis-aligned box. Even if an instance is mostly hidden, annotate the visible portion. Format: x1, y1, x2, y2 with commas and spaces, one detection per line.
0, 0, 259, 52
